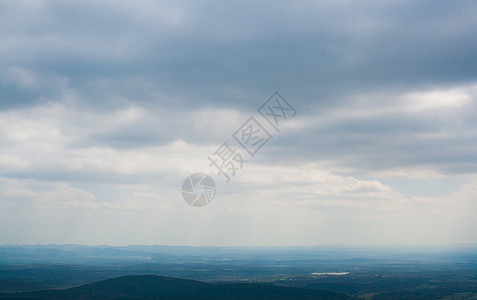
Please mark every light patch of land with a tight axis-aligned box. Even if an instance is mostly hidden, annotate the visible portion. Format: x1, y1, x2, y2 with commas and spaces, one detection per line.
311, 272, 350, 276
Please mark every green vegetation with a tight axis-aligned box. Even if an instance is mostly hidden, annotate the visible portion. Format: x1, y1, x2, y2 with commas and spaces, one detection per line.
0, 245, 476, 299
0, 275, 350, 300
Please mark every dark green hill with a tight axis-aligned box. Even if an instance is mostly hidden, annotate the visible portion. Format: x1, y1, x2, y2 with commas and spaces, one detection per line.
0, 275, 351, 300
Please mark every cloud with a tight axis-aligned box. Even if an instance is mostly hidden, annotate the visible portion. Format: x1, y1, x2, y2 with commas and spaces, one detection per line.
0, 0, 476, 245
264, 84, 477, 178
2, 0, 477, 109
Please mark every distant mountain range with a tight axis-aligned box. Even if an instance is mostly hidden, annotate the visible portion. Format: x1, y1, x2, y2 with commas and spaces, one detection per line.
0, 275, 351, 300
2, 244, 475, 265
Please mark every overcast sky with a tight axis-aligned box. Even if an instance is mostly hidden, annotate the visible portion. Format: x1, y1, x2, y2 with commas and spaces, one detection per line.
1, 0, 476, 246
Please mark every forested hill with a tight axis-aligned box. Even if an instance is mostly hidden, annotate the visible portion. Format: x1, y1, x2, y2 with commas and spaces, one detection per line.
0, 275, 351, 300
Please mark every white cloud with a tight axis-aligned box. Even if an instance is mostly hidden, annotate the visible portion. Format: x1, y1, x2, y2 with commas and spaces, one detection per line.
404, 86, 475, 111
1, 0, 477, 246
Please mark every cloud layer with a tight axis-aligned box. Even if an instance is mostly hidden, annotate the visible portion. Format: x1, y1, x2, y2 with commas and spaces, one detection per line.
0, 0, 476, 246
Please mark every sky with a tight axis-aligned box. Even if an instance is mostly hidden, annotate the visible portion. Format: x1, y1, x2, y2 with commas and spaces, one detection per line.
1, 0, 476, 246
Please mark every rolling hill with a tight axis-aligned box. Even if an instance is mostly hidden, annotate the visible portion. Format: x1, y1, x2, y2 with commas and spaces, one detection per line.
0, 275, 351, 300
